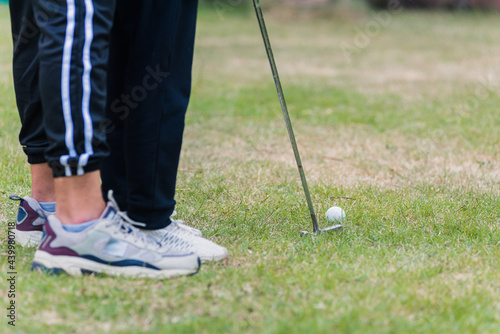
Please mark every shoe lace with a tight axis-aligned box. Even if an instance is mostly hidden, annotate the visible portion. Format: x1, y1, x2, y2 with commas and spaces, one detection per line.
115, 210, 195, 252
106, 211, 161, 250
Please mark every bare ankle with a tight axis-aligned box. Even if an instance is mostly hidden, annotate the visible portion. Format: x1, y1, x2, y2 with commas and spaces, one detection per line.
54, 171, 106, 225
30, 163, 55, 202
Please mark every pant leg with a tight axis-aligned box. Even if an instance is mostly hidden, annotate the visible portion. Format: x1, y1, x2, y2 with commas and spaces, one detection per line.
100, 7, 129, 209
101, 0, 199, 229
32, 0, 115, 177
9, 0, 47, 164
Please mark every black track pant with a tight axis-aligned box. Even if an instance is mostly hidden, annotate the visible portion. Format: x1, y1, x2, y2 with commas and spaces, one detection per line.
10, 0, 115, 177
101, 0, 199, 229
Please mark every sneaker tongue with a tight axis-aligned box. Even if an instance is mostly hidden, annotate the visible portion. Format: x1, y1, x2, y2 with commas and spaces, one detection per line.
101, 202, 117, 220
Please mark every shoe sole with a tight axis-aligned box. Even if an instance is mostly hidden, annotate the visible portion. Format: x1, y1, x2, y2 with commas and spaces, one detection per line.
32, 251, 200, 279
15, 229, 43, 247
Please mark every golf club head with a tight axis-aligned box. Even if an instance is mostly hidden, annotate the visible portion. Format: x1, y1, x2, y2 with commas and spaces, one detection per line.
300, 224, 343, 236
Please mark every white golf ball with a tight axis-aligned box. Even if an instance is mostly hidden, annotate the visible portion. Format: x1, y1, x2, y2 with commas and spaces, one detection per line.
325, 206, 345, 222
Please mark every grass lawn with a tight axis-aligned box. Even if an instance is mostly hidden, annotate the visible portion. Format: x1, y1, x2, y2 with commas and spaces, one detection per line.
1, 1, 499, 333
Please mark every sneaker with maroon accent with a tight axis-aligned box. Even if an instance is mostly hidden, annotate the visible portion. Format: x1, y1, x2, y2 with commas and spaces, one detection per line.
31, 191, 200, 279
9, 196, 53, 247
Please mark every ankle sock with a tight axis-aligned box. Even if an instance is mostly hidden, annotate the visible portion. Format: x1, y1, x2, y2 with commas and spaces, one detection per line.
63, 219, 98, 233
40, 202, 56, 212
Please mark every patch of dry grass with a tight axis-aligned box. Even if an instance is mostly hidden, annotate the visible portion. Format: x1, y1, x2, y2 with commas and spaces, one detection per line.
187, 5, 500, 193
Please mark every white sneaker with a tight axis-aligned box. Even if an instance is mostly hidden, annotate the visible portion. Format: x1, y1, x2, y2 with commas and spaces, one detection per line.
31, 192, 200, 279
143, 219, 228, 263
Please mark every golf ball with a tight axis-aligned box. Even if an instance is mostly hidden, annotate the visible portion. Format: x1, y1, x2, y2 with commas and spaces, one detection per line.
325, 206, 345, 222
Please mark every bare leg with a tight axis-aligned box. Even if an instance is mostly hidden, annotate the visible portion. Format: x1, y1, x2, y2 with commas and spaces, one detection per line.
54, 170, 106, 225
30, 163, 55, 203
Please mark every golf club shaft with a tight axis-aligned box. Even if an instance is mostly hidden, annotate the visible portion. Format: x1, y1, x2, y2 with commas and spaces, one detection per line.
252, 0, 319, 233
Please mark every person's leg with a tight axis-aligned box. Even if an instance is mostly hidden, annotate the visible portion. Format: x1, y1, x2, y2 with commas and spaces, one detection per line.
103, 0, 227, 262
102, 0, 199, 229
10, 0, 105, 224
9, 0, 56, 246
10, 0, 55, 203
30, 163, 55, 203
30, 0, 114, 225
26, 0, 200, 278
54, 171, 105, 225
